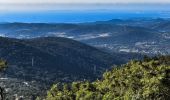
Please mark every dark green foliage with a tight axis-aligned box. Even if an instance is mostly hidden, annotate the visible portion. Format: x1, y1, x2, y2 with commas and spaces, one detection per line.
0, 36, 122, 82
0, 59, 7, 71
0, 59, 7, 100
46, 56, 170, 100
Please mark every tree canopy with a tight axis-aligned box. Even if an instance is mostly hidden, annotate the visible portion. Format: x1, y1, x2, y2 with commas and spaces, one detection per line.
0, 60, 7, 71
46, 56, 170, 100
0, 59, 7, 100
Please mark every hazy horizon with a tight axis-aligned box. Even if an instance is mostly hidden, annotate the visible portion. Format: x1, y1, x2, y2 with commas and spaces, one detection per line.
1, 1, 170, 23
0, 3, 170, 12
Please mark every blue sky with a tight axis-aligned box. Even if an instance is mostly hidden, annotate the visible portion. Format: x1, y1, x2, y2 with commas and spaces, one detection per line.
0, 0, 170, 23
0, 0, 170, 11
1, 0, 170, 4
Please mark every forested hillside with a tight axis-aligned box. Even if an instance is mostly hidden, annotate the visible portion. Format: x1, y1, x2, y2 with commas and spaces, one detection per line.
0, 36, 119, 82
46, 56, 170, 100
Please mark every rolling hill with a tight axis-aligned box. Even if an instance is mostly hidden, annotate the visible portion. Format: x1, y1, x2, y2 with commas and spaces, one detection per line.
0, 37, 123, 83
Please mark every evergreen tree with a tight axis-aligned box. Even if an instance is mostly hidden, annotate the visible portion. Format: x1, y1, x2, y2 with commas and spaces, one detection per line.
46, 56, 170, 100
0, 59, 7, 100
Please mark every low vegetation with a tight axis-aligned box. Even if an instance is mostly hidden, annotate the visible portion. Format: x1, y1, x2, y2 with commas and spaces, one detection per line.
0, 59, 7, 100
0, 60, 7, 71
46, 56, 170, 100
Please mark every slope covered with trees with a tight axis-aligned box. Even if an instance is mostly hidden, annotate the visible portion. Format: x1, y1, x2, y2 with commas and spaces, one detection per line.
46, 56, 170, 100
0, 36, 120, 82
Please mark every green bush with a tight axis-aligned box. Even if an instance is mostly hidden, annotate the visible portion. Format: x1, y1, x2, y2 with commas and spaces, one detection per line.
0, 60, 7, 71
46, 56, 170, 100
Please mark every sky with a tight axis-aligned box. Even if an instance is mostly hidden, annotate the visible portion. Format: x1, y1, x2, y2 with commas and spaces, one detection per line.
0, 0, 170, 23
0, 0, 170, 11
1, 0, 170, 4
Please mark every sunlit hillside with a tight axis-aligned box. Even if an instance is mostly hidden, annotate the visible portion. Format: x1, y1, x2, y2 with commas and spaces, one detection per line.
46, 56, 170, 100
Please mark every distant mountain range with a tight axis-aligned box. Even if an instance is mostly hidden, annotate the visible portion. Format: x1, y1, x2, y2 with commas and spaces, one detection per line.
0, 18, 170, 54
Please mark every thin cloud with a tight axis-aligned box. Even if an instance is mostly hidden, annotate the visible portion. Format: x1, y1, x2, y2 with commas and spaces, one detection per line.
0, 0, 170, 11
1, 0, 170, 4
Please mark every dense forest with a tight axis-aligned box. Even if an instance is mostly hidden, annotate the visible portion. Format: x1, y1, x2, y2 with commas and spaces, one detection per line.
45, 56, 170, 100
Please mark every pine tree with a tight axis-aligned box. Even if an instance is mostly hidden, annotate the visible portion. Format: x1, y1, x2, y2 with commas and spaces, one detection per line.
46, 56, 170, 100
